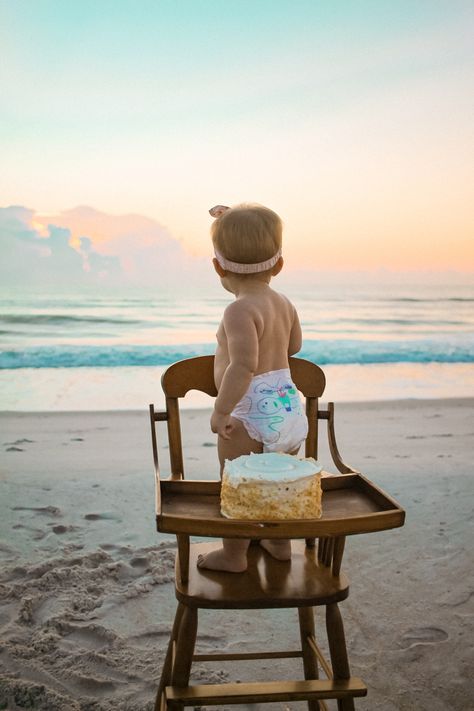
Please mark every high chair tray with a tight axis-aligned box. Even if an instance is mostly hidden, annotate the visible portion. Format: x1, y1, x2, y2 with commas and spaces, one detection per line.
156, 473, 405, 538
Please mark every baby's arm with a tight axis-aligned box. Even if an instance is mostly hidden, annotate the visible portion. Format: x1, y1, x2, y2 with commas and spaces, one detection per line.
212, 301, 259, 439
288, 306, 303, 356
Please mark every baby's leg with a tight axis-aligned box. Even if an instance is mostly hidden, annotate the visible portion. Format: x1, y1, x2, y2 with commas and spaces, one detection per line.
216, 417, 263, 476
259, 539, 292, 561
197, 418, 262, 573
197, 538, 249, 573
260, 444, 301, 561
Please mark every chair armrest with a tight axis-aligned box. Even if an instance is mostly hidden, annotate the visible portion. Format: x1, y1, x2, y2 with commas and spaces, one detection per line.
322, 402, 360, 474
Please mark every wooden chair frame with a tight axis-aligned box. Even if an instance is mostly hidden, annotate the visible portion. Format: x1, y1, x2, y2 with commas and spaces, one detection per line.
149, 355, 404, 710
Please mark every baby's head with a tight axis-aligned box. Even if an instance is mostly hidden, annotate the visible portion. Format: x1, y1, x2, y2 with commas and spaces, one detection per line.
210, 203, 282, 279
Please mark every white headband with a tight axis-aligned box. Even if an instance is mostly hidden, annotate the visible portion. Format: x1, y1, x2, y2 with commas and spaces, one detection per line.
214, 248, 282, 274
209, 204, 282, 274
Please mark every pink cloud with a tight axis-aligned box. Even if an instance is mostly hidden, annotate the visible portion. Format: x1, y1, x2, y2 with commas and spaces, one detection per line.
3, 205, 211, 289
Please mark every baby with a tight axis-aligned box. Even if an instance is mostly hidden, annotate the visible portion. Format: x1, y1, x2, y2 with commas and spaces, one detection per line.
197, 203, 308, 573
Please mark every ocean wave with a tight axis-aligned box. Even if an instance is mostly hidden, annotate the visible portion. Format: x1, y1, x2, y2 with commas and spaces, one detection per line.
300, 339, 474, 364
0, 314, 140, 325
2, 314, 469, 331
383, 297, 474, 303
0, 338, 473, 369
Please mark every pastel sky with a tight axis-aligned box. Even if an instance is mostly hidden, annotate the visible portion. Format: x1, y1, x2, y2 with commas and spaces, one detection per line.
1, 0, 473, 274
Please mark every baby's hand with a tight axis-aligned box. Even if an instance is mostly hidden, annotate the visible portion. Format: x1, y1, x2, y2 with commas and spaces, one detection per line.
211, 410, 234, 440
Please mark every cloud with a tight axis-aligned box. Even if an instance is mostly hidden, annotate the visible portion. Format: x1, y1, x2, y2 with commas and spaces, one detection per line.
0, 205, 211, 290
0, 206, 121, 288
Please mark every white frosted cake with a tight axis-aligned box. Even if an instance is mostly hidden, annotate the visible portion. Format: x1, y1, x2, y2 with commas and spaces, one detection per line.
221, 452, 323, 520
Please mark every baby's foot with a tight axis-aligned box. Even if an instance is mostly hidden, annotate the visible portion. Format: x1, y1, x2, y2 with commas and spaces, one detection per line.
197, 548, 248, 573
260, 539, 291, 561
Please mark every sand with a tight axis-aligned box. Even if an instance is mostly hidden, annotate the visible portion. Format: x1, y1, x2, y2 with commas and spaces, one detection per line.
1, 399, 473, 710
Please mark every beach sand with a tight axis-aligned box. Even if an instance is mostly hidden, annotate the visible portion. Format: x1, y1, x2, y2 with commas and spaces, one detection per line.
0, 399, 473, 710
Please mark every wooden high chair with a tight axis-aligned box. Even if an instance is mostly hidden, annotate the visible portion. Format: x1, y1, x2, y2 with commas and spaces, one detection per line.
149, 355, 405, 710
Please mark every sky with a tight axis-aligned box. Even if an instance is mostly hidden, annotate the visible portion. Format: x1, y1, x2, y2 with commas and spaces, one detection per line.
1, 0, 473, 283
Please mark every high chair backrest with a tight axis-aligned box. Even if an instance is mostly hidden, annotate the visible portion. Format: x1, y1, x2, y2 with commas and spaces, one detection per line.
157, 355, 326, 480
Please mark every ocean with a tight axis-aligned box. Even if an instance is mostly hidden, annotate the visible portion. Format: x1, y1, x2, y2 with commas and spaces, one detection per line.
1, 281, 473, 410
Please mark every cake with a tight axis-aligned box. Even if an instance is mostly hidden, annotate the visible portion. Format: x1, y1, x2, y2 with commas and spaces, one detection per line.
220, 452, 323, 520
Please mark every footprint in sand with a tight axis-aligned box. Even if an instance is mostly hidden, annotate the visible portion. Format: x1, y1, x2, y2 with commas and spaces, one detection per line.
59, 623, 116, 651
84, 512, 120, 521
399, 626, 448, 649
129, 555, 150, 569
49, 524, 76, 535
70, 675, 117, 693
5, 438, 36, 451
13, 505, 62, 517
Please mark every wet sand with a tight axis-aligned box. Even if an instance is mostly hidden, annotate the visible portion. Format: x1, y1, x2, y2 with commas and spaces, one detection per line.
0, 399, 473, 710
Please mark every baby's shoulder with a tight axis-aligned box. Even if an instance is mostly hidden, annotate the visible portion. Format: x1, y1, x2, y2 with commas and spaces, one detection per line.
223, 298, 260, 320
273, 290, 296, 313
223, 297, 264, 332
274, 290, 293, 305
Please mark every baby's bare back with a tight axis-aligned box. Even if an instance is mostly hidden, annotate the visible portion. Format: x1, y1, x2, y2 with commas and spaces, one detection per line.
215, 287, 299, 389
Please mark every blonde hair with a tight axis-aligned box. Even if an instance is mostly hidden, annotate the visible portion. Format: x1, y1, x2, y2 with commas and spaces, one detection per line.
211, 203, 282, 266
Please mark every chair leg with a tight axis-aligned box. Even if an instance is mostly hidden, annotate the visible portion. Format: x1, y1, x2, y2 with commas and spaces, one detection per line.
298, 606, 321, 711
155, 603, 186, 711
167, 604, 198, 710
326, 603, 355, 711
